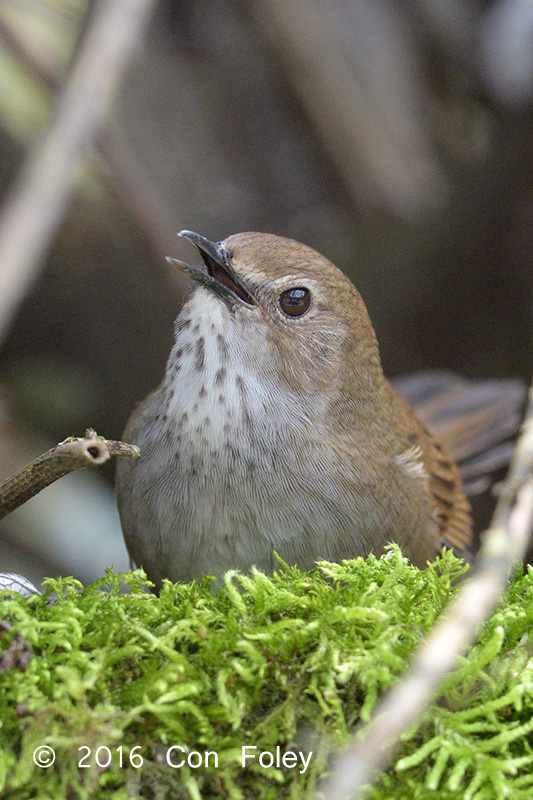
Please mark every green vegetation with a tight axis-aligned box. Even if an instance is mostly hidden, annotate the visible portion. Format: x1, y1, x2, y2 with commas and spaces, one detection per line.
1, 548, 532, 799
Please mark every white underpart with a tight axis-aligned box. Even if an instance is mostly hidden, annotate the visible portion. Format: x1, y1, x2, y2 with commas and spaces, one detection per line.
163, 288, 311, 450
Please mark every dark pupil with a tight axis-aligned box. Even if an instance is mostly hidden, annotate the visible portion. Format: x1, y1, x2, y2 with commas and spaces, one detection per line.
279, 288, 310, 317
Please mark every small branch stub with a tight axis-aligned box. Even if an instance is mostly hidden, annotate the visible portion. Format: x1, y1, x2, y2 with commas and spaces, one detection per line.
0, 429, 140, 521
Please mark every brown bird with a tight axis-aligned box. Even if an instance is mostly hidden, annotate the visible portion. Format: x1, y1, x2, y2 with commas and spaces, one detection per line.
115, 231, 523, 586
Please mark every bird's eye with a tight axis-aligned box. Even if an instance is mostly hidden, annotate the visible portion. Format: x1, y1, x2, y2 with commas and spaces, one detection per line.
279, 287, 311, 317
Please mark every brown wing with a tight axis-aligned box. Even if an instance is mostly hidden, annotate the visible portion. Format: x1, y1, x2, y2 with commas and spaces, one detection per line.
392, 387, 473, 557
420, 432, 472, 552
394, 369, 526, 555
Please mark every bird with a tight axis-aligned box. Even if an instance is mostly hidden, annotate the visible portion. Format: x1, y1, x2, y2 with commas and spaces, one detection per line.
115, 231, 523, 587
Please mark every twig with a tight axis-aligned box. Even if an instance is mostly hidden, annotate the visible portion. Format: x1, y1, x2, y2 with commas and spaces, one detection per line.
0, 428, 140, 521
0, 9, 61, 92
324, 385, 533, 800
0, 0, 157, 344
0, 6, 177, 276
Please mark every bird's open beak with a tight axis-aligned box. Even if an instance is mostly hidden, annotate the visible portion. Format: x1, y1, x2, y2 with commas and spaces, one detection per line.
166, 231, 255, 307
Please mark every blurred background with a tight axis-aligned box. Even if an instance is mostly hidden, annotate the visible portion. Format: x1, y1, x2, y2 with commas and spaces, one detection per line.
0, 0, 531, 588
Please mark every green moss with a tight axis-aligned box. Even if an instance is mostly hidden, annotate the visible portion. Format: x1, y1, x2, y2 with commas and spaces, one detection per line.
0, 547, 532, 799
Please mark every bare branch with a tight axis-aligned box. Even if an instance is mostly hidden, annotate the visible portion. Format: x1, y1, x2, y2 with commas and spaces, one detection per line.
0, 429, 140, 521
324, 386, 533, 800
0, 0, 157, 343
0, 7, 177, 277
